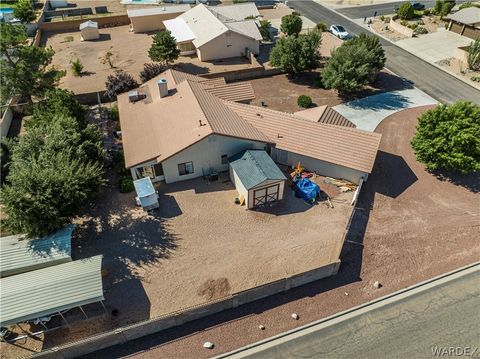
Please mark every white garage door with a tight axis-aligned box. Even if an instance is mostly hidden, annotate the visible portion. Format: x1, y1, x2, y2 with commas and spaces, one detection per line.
253, 184, 280, 207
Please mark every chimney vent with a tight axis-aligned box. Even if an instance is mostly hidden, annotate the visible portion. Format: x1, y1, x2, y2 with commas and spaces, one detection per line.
157, 78, 168, 98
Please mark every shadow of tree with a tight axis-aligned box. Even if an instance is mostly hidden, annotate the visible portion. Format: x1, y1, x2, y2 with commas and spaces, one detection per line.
432, 170, 480, 194
342, 91, 413, 112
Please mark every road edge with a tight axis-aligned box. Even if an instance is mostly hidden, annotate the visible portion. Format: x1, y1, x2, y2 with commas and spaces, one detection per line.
212, 261, 480, 358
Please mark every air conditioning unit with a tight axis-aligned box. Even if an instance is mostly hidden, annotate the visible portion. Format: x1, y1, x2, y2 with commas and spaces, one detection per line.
128, 90, 146, 103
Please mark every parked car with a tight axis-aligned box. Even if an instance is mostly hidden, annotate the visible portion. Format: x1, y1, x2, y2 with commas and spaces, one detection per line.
329, 24, 350, 39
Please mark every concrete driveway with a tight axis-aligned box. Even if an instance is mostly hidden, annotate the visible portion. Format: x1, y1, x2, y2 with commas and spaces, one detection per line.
395, 30, 472, 64
333, 88, 437, 131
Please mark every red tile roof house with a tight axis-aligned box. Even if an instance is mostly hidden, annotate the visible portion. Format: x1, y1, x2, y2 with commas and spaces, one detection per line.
117, 69, 381, 190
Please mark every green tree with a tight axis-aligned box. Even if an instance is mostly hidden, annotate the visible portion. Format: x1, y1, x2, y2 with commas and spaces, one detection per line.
13, 0, 36, 23
411, 101, 480, 174
397, 2, 415, 20
0, 24, 64, 103
1, 114, 105, 236
441, 0, 455, 15
269, 31, 321, 74
259, 20, 271, 40
105, 70, 138, 99
467, 39, 480, 71
280, 14, 303, 36
322, 34, 386, 93
148, 30, 180, 66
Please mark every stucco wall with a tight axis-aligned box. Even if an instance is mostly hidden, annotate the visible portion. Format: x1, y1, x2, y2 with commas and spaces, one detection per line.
161, 135, 267, 183
389, 18, 414, 37
130, 12, 182, 33
271, 148, 367, 184
39, 14, 130, 31
229, 165, 249, 206
196, 31, 260, 61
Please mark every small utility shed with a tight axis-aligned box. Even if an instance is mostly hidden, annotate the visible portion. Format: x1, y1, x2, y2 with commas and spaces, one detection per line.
0, 225, 74, 278
128, 5, 191, 33
134, 177, 159, 211
229, 150, 286, 209
80, 21, 99, 41
0, 256, 104, 327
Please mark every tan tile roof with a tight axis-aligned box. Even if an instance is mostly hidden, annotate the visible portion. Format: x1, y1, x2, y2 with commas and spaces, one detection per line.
169, 69, 226, 86
224, 101, 381, 174
294, 106, 356, 128
203, 81, 255, 102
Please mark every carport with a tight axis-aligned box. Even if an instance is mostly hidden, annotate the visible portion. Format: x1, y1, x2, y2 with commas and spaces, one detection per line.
229, 150, 286, 209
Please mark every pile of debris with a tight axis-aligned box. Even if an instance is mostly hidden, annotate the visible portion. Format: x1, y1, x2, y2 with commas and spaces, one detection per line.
323, 177, 357, 193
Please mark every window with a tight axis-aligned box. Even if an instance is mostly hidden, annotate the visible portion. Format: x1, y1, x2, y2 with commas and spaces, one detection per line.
221, 154, 228, 164
178, 161, 194, 176
136, 165, 155, 179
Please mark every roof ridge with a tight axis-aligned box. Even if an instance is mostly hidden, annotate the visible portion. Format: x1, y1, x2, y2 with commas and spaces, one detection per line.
246, 150, 268, 182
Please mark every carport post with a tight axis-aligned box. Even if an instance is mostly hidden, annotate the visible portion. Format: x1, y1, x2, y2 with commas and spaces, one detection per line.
58, 312, 68, 324
100, 300, 107, 313
79, 306, 88, 319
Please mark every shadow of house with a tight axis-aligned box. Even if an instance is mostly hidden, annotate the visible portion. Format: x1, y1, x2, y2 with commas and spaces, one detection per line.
173, 62, 210, 76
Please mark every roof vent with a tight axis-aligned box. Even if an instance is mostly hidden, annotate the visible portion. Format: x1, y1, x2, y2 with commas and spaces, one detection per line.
157, 78, 168, 98
128, 90, 146, 103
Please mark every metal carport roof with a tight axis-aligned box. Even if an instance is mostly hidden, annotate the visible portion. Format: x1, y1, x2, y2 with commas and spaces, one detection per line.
0, 256, 104, 327
0, 225, 74, 278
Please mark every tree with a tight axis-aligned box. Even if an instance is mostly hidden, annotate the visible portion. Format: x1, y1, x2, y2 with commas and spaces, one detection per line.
441, 0, 455, 16
70, 58, 84, 76
280, 14, 302, 36
315, 22, 327, 32
148, 30, 180, 66
0, 24, 64, 103
1, 114, 105, 236
411, 101, 480, 174
105, 70, 138, 99
269, 31, 321, 74
13, 0, 36, 23
139, 62, 166, 83
467, 39, 480, 71
433, 0, 444, 14
322, 33, 386, 93
397, 2, 415, 20
259, 20, 271, 40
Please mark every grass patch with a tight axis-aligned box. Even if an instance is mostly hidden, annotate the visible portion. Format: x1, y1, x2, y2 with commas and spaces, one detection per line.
63, 36, 74, 42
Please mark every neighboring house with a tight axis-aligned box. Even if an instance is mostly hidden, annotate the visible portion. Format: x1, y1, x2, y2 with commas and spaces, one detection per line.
118, 69, 381, 186
229, 150, 287, 209
127, 5, 191, 33
446, 7, 480, 40
163, 3, 262, 61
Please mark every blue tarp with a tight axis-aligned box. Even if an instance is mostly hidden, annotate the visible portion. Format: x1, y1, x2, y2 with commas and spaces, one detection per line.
295, 178, 320, 203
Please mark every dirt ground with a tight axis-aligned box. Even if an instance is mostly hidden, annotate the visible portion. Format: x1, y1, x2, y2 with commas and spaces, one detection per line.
42, 25, 261, 95
258, 3, 294, 20
437, 58, 480, 89
1, 169, 354, 357
371, 15, 446, 42
79, 105, 479, 359
248, 70, 411, 113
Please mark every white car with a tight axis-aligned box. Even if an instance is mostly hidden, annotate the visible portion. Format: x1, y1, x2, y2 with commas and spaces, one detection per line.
329, 25, 350, 40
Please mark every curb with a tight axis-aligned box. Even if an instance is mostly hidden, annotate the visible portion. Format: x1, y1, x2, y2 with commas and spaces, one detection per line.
213, 261, 480, 358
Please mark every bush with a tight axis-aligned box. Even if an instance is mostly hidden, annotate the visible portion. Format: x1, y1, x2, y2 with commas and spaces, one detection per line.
397, 2, 415, 19
423, 8, 431, 15
408, 23, 418, 29
459, 2, 480, 9
441, 0, 455, 16
414, 26, 428, 34
297, 95, 312, 108
105, 70, 138, 99
109, 104, 119, 122
148, 30, 180, 66
13, 0, 36, 23
379, 15, 385, 21
280, 14, 303, 36
259, 19, 271, 40
467, 39, 480, 71
139, 62, 165, 83
433, 0, 443, 14
400, 19, 409, 26
70, 58, 83, 77
471, 76, 480, 82
315, 22, 327, 32
119, 176, 135, 193
384, 16, 391, 23
411, 101, 480, 174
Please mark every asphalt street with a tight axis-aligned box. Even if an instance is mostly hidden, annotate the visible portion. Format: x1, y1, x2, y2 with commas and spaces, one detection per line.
288, 0, 480, 104
337, 0, 468, 18
222, 266, 480, 359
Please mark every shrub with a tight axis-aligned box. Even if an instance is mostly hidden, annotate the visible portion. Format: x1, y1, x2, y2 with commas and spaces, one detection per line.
259, 19, 271, 40
379, 15, 385, 21
408, 23, 418, 29
70, 58, 83, 76
433, 0, 443, 14
119, 176, 135, 193
139, 62, 165, 83
105, 70, 138, 99
423, 8, 431, 15
471, 76, 480, 82
384, 16, 391, 23
280, 14, 303, 36
397, 2, 415, 20
315, 22, 327, 32
414, 26, 428, 34
109, 104, 119, 122
411, 101, 480, 174
441, 0, 455, 16
13, 0, 36, 23
400, 19, 409, 26
297, 95, 312, 108
459, 2, 480, 9
467, 39, 480, 71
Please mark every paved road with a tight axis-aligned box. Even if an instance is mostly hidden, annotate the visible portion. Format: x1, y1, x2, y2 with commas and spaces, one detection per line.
219, 265, 480, 358
337, 0, 467, 18
289, 0, 480, 104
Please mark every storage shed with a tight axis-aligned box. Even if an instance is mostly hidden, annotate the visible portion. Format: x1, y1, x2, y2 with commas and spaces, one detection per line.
0, 225, 74, 278
229, 150, 286, 209
134, 177, 159, 211
127, 5, 191, 33
80, 21, 99, 41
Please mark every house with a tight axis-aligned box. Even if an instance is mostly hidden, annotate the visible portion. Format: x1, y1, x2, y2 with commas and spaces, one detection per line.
118, 69, 381, 186
446, 7, 480, 40
79, 21, 99, 41
229, 150, 287, 208
163, 3, 262, 61
127, 5, 191, 33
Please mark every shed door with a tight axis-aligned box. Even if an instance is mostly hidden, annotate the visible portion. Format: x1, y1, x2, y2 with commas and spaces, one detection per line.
253, 184, 280, 207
